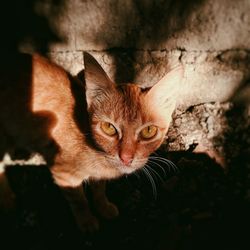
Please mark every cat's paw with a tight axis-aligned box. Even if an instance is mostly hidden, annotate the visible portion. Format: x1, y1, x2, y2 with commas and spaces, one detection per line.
76, 214, 100, 233
97, 201, 119, 220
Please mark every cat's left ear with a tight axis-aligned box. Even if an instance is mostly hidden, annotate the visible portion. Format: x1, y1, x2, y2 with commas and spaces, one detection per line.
146, 65, 184, 121
84, 52, 115, 106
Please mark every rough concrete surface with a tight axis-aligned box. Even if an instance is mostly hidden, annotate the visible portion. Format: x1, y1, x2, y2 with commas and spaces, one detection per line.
46, 0, 250, 51
167, 102, 250, 166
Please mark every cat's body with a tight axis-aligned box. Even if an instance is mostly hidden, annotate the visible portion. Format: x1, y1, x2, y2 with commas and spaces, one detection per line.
0, 54, 113, 185
0, 52, 183, 231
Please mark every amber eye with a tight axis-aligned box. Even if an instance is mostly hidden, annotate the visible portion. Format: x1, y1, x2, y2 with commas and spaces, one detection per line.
140, 125, 158, 139
100, 122, 117, 136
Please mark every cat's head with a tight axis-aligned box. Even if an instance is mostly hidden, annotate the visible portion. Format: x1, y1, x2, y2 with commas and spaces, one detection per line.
83, 52, 183, 176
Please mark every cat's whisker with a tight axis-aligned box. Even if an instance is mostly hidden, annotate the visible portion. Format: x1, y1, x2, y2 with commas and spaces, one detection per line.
144, 163, 164, 183
131, 158, 170, 178
150, 156, 175, 165
149, 156, 179, 173
83, 179, 89, 185
90, 159, 107, 170
146, 159, 167, 177
148, 158, 171, 173
141, 167, 157, 199
104, 155, 117, 161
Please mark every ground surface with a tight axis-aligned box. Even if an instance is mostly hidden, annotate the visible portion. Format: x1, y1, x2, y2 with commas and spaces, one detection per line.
1, 102, 249, 250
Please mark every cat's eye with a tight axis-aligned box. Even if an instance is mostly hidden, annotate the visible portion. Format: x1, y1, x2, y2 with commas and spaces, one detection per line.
140, 125, 158, 139
100, 122, 117, 136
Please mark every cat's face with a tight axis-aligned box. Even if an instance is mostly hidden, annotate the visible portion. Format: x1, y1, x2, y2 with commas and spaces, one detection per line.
84, 52, 183, 176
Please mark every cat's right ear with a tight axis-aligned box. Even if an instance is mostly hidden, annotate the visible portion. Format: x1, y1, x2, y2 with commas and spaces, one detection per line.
145, 65, 184, 124
84, 52, 115, 107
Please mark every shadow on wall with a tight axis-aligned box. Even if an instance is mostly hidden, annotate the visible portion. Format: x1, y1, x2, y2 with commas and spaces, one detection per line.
0, 0, 67, 159
0, 0, 65, 56
92, 0, 207, 83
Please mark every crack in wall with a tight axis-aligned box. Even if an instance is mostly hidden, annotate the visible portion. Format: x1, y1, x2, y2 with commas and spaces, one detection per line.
49, 48, 250, 70
49, 48, 250, 55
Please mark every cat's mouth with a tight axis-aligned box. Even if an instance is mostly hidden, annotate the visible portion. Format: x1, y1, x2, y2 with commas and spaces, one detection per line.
105, 155, 147, 175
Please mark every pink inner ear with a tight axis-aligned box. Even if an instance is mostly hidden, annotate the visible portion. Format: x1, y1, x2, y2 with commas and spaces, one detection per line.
145, 65, 183, 107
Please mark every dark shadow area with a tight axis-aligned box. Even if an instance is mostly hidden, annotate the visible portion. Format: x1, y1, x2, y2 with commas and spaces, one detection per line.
107, 48, 136, 83
1, 165, 84, 250
0, 0, 64, 56
2, 146, 249, 250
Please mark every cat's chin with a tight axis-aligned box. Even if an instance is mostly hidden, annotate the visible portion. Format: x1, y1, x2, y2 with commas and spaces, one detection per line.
112, 160, 147, 175
117, 165, 137, 175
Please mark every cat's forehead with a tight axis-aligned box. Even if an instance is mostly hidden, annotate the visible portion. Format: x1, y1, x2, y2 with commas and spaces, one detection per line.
93, 83, 152, 124
114, 84, 149, 122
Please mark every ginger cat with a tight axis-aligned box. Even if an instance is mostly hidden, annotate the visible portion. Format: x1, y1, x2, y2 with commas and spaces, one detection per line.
0, 52, 183, 232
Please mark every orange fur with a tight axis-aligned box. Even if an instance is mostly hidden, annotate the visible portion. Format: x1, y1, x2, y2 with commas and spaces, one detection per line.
0, 52, 183, 231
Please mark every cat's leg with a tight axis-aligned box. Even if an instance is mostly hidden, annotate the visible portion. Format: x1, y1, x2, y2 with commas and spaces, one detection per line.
61, 184, 99, 233
90, 180, 119, 219
0, 172, 16, 213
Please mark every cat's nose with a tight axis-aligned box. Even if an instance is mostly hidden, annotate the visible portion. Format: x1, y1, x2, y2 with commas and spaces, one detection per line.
119, 152, 133, 166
